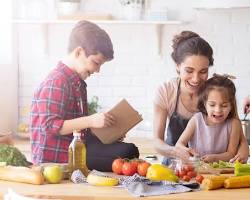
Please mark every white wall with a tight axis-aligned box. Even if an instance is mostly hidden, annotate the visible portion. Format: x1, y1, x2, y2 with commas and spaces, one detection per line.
17, 0, 250, 138
0, 1, 18, 133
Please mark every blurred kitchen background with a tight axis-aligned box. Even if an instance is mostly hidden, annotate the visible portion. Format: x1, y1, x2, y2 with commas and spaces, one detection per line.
0, 0, 250, 138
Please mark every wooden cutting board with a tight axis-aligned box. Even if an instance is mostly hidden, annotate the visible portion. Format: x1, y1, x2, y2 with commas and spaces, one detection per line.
198, 167, 234, 174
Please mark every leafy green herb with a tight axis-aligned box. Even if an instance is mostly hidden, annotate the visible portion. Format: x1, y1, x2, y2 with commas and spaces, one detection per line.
0, 144, 31, 166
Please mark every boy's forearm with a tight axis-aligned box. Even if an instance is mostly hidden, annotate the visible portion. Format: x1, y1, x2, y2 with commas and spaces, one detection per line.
59, 116, 91, 135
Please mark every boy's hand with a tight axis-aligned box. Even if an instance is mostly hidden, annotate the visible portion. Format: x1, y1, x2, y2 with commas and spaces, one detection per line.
89, 113, 115, 128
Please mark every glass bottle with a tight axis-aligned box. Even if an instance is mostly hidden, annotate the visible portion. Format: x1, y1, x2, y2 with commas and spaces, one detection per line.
68, 130, 89, 177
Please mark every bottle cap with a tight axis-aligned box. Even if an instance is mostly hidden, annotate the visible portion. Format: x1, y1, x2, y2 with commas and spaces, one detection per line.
73, 130, 81, 136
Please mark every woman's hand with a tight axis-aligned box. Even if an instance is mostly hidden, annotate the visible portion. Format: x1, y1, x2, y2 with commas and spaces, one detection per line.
89, 112, 115, 128
175, 146, 197, 162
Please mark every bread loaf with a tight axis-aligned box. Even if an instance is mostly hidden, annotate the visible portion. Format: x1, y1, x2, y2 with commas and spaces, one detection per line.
0, 166, 44, 185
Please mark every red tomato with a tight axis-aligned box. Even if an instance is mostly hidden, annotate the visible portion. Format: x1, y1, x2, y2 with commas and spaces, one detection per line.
112, 158, 124, 175
182, 175, 191, 182
183, 165, 194, 172
187, 171, 197, 178
195, 174, 204, 184
130, 160, 140, 169
122, 161, 137, 176
137, 162, 151, 177
179, 169, 187, 178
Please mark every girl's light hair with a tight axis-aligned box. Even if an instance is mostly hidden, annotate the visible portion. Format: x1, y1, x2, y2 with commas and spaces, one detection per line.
197, 73, 238, 119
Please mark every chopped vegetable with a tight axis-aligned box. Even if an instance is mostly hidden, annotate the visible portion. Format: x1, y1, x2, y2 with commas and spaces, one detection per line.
0, 144, 31, 166
209, 160, 234, 169
234, 161, 250, 176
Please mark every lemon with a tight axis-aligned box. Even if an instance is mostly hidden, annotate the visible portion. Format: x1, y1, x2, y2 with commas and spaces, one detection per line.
43, 165, 63, 184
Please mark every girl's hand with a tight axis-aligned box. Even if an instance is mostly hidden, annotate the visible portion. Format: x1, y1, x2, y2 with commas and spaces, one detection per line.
89, 113, 115, 128
201, 154, 215, 163
229, 152, 248, 163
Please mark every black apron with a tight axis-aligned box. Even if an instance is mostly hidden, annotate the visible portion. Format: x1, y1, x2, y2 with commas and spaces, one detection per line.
162, 81, 190, 166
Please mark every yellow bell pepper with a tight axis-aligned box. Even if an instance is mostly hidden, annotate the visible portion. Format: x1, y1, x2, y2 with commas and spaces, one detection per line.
146, 164, 179, 182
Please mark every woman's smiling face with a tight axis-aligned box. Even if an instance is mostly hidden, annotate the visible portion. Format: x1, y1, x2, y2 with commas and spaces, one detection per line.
177, 55, 209, 95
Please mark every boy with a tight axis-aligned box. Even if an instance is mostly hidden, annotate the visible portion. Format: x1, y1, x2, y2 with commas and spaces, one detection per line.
30, 20, 139, 171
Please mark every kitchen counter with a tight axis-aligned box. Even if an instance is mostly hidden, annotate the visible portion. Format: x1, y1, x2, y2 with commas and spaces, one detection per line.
1, 138, 250, 199
1, 180, 250, 200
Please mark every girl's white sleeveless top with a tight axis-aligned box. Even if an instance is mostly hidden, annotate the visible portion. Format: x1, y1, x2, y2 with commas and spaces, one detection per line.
188, 112, 232, 156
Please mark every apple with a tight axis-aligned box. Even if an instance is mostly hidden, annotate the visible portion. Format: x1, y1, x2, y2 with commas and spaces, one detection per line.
43, 165, 63, 184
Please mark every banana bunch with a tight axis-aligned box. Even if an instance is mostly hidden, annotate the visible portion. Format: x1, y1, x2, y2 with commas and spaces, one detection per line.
86, 173, 119, 186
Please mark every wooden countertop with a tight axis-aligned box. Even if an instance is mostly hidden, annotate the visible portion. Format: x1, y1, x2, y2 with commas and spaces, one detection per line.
1, 180, 250, 200
2, 137, 250, 199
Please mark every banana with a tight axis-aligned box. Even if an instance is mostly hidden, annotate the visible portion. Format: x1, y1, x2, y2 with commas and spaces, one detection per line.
86, 173, 119, 186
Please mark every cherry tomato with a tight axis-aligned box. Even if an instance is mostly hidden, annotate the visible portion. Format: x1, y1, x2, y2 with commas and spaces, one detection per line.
195, 174, 204, 184
179, 169, 187, 178
187, 170, 197, 178
183, 165, 194, 172
122, 161, 137, 176
112, 158, 124, 175
137, 162, 151, 177
182, 175, 191, 182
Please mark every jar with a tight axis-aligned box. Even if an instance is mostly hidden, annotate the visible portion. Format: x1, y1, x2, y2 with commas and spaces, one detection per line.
170, 157, 199, 182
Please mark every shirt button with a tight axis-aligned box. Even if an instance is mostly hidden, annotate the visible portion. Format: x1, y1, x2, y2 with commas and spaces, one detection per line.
77, 102, 80, 106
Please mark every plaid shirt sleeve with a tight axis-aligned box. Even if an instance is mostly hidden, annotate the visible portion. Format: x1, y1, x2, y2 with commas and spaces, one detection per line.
35, 78, 68, 135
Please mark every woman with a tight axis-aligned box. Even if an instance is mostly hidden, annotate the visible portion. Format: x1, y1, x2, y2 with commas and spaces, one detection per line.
153, 31, 248, 165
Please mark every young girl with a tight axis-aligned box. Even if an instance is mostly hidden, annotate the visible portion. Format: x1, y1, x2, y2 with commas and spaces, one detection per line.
176, 74, 241, 163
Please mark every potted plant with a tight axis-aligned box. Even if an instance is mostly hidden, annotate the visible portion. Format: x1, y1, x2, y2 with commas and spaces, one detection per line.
88, 96, 101, 115
57, 0, 81, 16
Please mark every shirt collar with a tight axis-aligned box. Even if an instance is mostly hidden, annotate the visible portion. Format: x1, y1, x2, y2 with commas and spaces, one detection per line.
57, 61, 87, 87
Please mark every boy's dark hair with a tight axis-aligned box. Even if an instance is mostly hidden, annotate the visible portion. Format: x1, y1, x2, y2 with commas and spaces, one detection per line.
197, 74, 237, 119
171, 31, 214, 66
68, 20, 114, 60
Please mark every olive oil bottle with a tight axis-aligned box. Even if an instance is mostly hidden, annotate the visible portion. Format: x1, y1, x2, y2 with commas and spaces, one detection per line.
68, 130, 89, 177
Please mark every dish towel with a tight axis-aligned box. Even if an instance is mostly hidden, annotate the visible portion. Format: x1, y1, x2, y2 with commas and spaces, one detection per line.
120, 174, 192, 197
